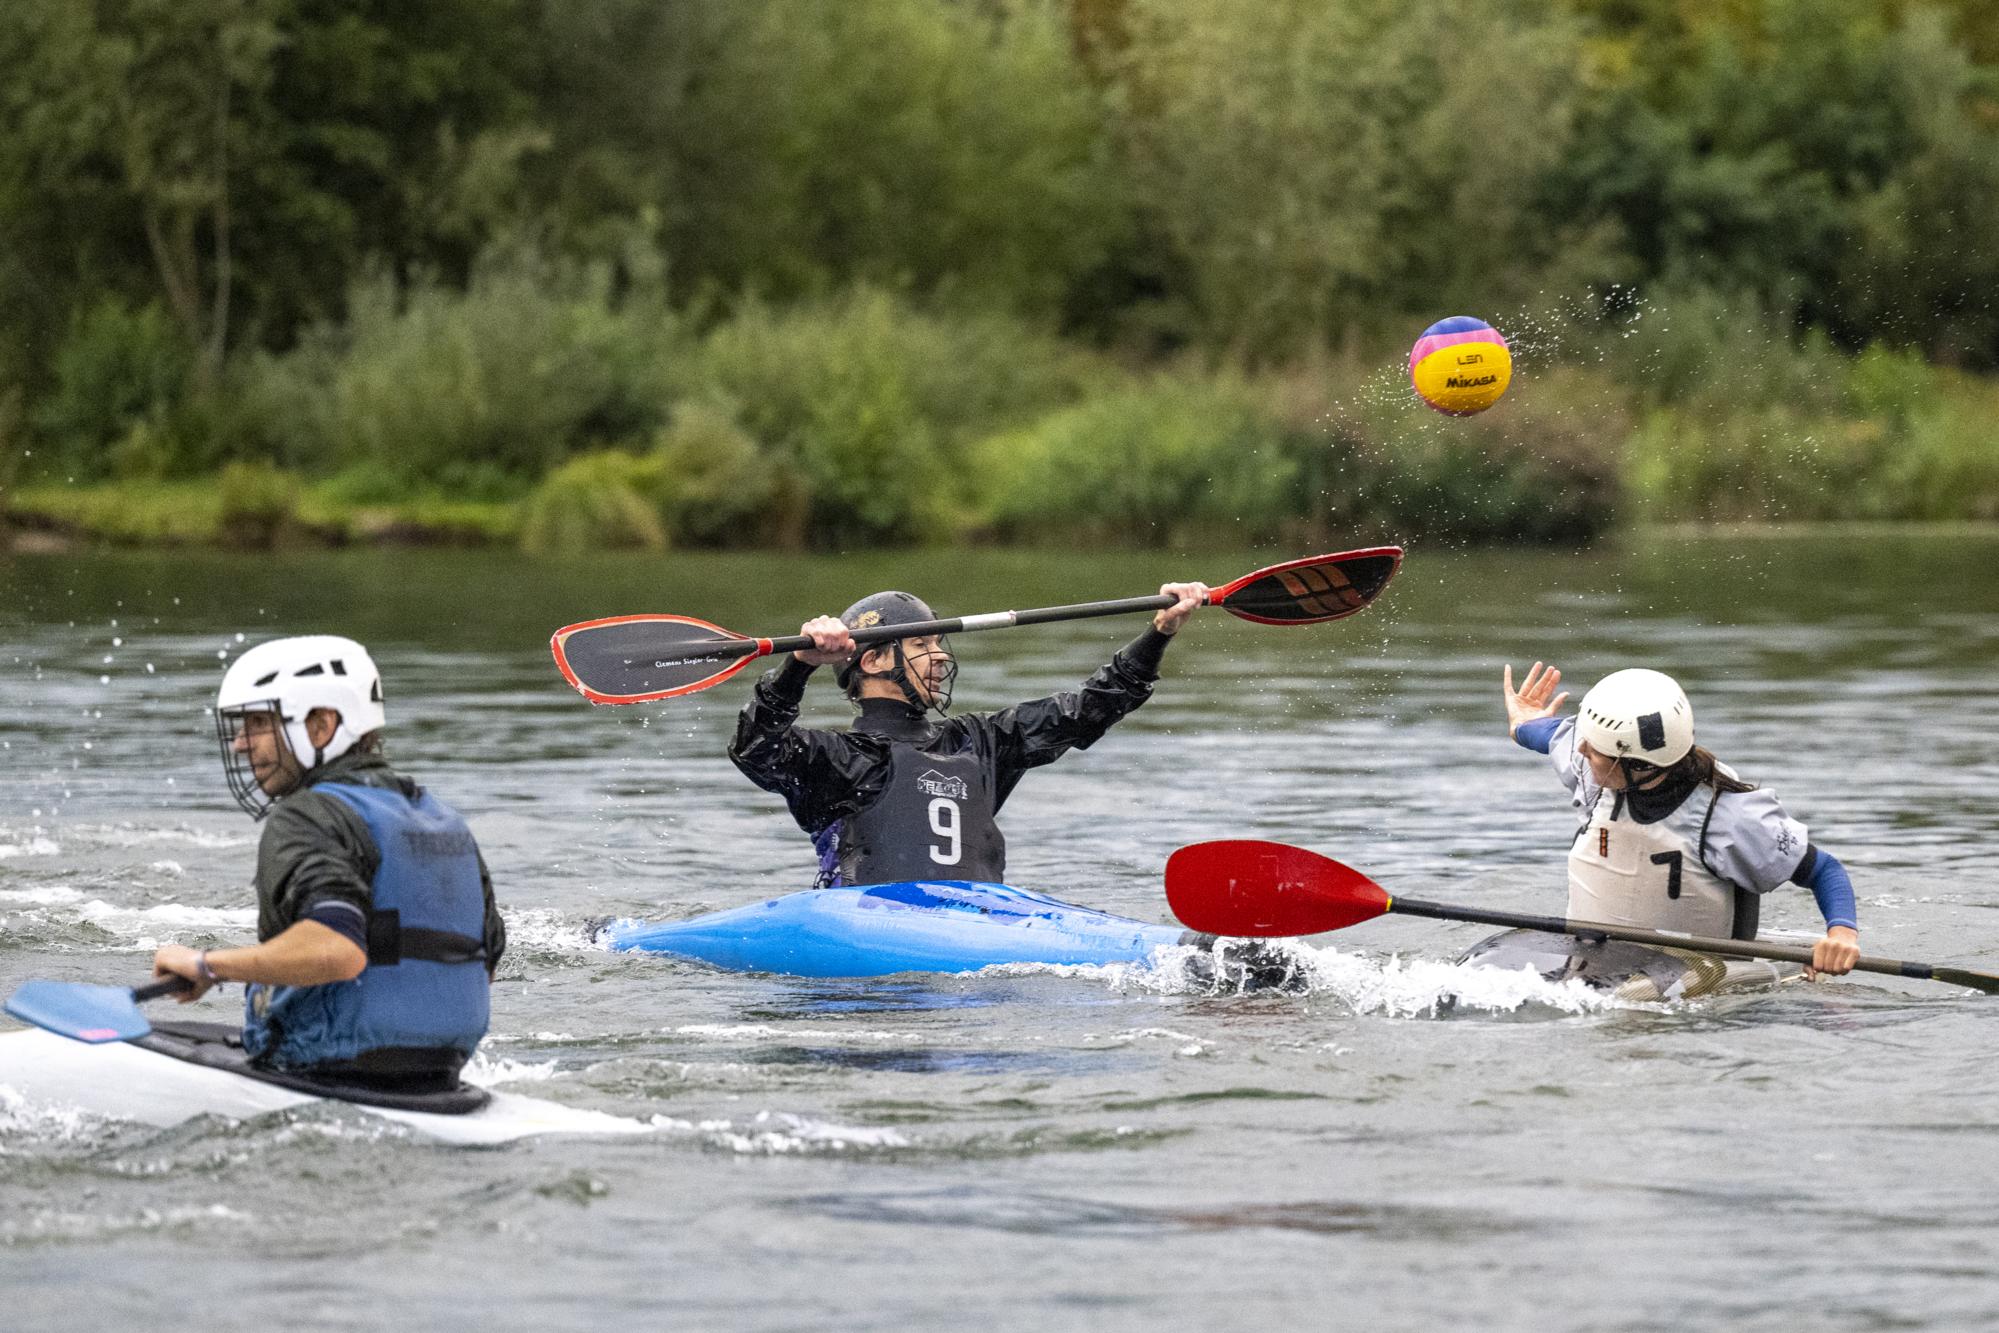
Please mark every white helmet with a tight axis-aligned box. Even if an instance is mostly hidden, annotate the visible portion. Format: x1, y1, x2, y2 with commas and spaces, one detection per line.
216, 635, 385, 815
1576, 668, 1694, 769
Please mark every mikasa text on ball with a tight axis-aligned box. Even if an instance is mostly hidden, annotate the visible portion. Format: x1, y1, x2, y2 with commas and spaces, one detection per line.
1409, 316, 1511, 416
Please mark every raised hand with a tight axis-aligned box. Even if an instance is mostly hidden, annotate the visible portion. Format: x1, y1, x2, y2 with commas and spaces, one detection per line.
1152, 581, 1210, 635
1502, 660, 1569, 738
792, 615, 856, 667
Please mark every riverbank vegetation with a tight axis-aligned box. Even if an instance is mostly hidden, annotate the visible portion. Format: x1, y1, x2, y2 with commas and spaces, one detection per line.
3, 0, 1996, 551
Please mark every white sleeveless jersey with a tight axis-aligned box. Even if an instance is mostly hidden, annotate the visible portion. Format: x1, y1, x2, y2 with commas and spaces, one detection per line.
1546, 718, 1810, 938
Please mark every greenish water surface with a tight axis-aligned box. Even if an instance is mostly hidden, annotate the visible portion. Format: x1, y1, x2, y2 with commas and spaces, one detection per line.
3, 532, 1997, 1331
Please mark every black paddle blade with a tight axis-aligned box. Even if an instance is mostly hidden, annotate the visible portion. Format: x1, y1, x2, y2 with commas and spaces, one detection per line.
552, 615, 764, 704
1210, 547, 1403, 625
1930, 966, 1999, 996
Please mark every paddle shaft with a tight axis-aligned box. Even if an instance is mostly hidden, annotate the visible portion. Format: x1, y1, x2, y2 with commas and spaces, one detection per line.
1388, 895, 1994, 990
134, 976, 194, 1003
656, 595, 1182, 666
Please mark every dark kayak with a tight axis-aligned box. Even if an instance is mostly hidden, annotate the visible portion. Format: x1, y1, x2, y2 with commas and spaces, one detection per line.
1458, 928, 1800, 1002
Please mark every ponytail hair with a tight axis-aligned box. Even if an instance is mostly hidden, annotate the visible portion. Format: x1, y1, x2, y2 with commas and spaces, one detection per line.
1683, 745, 1755, 794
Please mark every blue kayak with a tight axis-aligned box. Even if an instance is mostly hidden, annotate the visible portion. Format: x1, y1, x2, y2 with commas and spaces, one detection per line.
603, 880, 1193, 978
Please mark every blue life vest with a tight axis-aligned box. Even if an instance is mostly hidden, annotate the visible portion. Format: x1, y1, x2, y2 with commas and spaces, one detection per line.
243, 782, 490, 1069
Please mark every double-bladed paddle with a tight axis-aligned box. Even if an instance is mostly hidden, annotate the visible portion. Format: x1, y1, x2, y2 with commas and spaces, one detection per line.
552, 546, 1402, 705
1163, 839, 1999, 995
5, 976, 193, 1044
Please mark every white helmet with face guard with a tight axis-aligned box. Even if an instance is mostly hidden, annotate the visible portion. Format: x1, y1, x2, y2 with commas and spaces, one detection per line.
215, 635, 385, 816
1576, 668, 1694, 770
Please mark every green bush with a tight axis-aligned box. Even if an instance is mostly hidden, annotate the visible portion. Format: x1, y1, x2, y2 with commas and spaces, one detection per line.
517, 450, 668, 554
1625, 407, 1879, 522
30, 299, 191, 479
1623, 319, 1999, 522
647, 401, 803, 548
970, 378, 1300, 546
215, 460, 303, 548
1613, 287, 1844, 415
653, 0, 1127, 315
696, 288, 1095, 543
239, 259, 688, 483
1629, 380, 1999, 524
1275, 360, 1625, 545
1109, 0, 1594, 361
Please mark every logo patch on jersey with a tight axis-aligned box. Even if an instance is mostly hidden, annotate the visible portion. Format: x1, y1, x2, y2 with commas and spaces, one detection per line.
917, 769, 969, 800
1775, 826, 1800, 857
1598, 828, 1610, 858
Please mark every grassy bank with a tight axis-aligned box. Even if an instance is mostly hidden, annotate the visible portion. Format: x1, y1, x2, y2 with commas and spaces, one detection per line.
9, 282, 1995, 553
4, 471, 518, 550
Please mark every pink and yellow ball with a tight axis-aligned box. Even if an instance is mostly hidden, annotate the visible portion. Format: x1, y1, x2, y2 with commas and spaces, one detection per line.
1409, 316, 1511, 416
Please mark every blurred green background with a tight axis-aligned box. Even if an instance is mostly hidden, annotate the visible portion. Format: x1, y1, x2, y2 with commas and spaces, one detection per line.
2, 0, 1996, 551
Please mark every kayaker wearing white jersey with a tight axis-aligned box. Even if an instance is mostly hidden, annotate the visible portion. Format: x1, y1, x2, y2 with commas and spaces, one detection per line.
151, 636, 505, 1089
730, 584, 1206, 887
1502, 662, 1860, 976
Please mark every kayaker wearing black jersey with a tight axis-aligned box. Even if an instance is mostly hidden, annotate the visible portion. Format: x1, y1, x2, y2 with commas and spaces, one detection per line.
150, 635, 505, 1090
730, 583, 1207, 887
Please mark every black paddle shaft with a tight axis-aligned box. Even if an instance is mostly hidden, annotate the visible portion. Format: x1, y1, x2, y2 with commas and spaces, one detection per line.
1388, 896, 1999, 994
134, 976, 194, 1003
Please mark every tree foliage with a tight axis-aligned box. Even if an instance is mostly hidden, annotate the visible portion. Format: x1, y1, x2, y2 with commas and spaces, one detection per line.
1, 0, 1995, 525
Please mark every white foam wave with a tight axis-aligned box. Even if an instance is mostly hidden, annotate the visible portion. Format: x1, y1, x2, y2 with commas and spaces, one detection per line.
501, 908, 602, 958
0, 887, 86, 906
0, 886, 256, 950
3, 1202, 255, 1241
0, 838, 61, 859
1303, 949, 1618, 1017
0, 1084, 105, 1148
271, 1118, 401, 1145
462, 1053, 562, 1086
669, 1023, 928, 1043
648, 1108, 910, 1154
70, 824, 250, 850
1002, 942, 1622, 1017
73, 899, 258, 935
1089, 1027, 1200, 1046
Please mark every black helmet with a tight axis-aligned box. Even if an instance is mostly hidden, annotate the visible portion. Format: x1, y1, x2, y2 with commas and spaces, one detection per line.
833, 590, 955, 713
833, 591, 938, 690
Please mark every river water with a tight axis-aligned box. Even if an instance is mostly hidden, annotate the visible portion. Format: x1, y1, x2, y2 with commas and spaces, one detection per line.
3, 533, 1997, 1331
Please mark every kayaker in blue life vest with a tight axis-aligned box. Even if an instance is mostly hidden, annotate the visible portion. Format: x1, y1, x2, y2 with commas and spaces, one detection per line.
150, 635, 505, 1089
1502, 661, 1861, 976
729, 583, 1207, 887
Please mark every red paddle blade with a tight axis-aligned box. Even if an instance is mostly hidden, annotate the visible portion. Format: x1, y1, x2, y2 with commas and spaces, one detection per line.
552, 614, 764, 704
1210, 547, 1402, 626
1165, 839, 1391, 936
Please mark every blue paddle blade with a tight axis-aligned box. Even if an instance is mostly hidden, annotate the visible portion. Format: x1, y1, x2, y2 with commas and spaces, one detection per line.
4, 980, 152, 1043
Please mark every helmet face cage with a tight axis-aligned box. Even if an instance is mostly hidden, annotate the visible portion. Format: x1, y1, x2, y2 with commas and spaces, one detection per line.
900, 636, 957, 715
850, 635, 957, 716
215, 700, 300, 819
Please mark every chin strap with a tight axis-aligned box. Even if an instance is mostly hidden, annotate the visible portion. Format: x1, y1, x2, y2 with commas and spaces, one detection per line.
857, 642, 953, 716
888, 643, 931, 713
